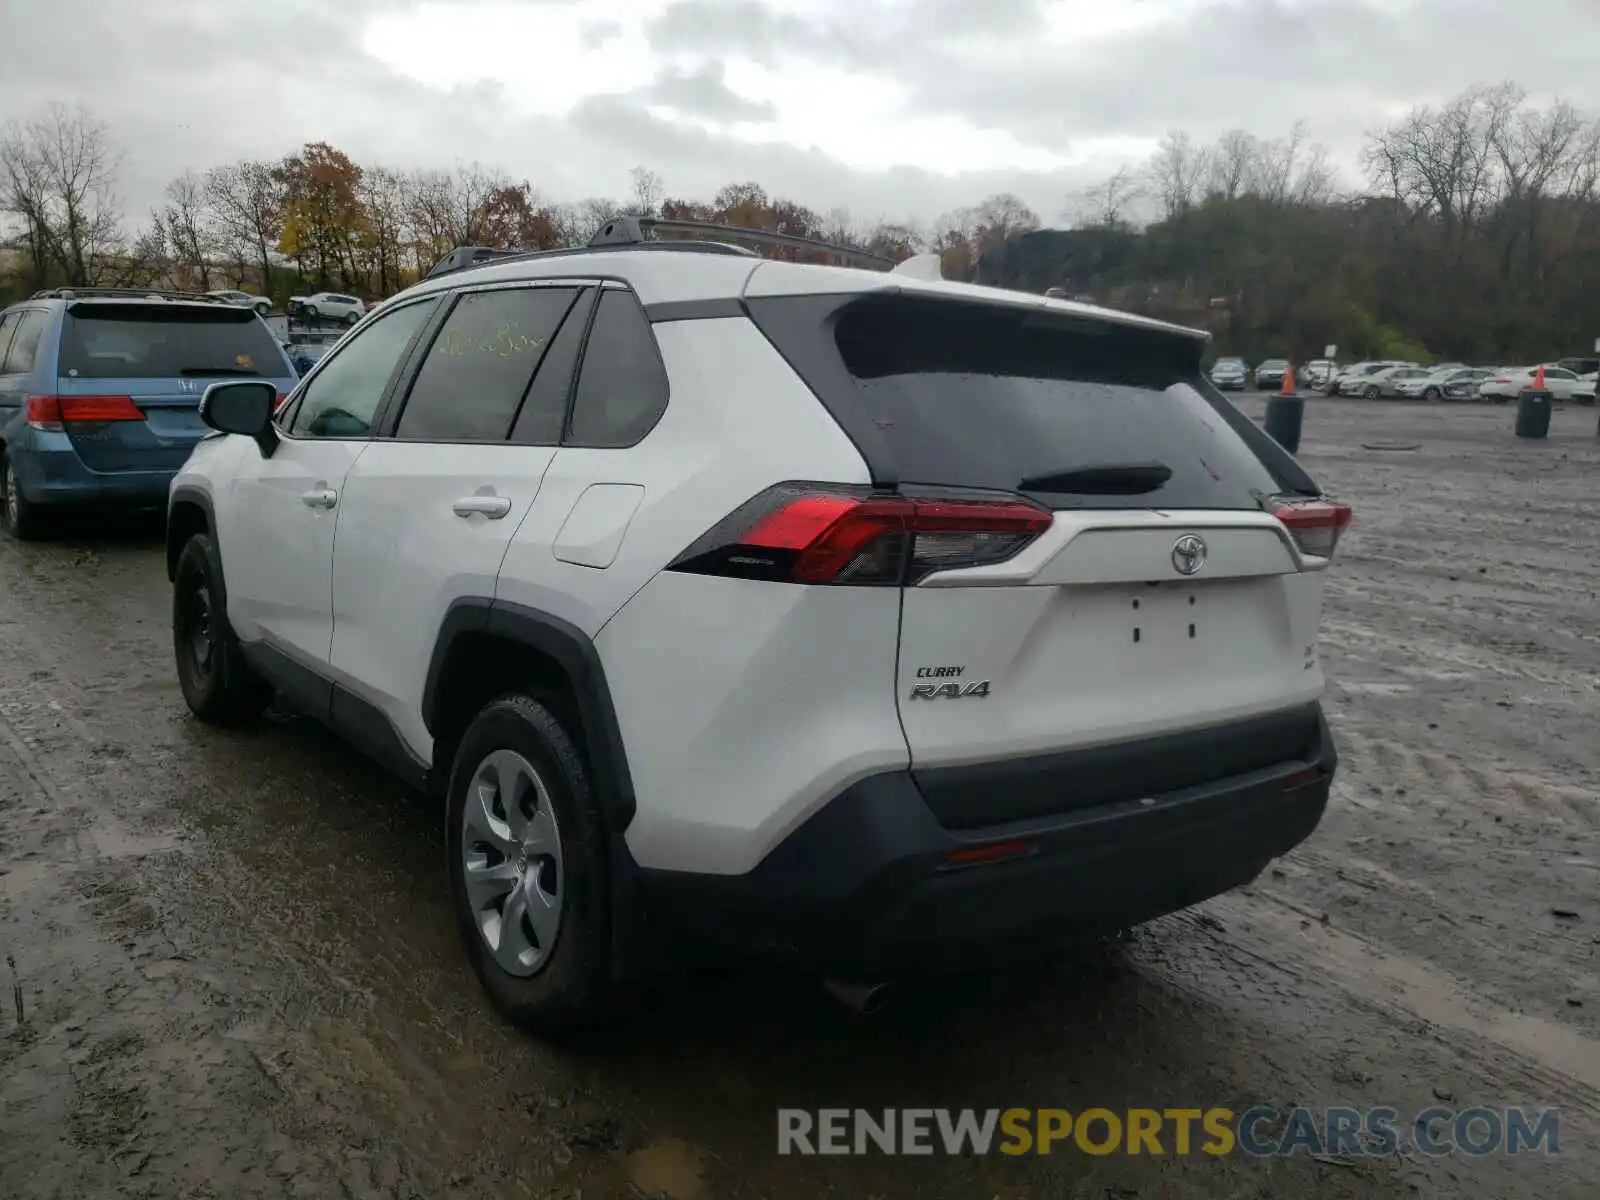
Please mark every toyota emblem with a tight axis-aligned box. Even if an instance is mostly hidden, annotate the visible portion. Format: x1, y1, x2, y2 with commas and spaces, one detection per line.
1171, 534, 1207, 576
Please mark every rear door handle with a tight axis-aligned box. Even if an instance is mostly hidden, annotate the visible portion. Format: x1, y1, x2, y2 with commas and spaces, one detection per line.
300, 488, 338, 509
452, 495, 512, 520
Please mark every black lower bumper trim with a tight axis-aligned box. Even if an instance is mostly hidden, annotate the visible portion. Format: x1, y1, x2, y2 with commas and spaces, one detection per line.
627, 706, 1337, 975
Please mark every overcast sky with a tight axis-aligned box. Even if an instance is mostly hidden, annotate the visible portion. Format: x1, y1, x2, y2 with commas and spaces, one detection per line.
5, 0, 1600, 227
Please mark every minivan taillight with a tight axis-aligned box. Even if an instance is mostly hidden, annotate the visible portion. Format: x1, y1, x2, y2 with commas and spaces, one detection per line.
26, 394, 142, 428
666, 483, 1053, 586
1272, 498, 1353, 561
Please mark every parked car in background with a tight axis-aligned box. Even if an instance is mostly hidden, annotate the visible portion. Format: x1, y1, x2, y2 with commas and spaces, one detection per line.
1300, 360, 1338, 389
1573, 371, 1596, 404
1210, 356, 1250, 390
289, 292, 366, 324
1476, 365, 1582, 403
1556, 357, 1599, 377
1374, 366, 1434, 398
1399, 366, 1492, 401
0, 288, 297, 540
1328, 361, 1392, 395
207, 289, 272, 316
1253, 359, 1291, 390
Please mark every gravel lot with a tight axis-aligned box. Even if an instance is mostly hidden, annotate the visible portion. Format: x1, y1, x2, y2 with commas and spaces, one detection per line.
0, 398, 1596, 1199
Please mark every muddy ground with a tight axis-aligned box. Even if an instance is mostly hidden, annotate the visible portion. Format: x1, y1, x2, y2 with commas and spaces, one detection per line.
0, 398, 1596, 1199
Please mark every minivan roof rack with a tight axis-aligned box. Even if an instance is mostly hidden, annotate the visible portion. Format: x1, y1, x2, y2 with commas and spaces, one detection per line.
423, 215, 898, 281
29, 286, 229, 304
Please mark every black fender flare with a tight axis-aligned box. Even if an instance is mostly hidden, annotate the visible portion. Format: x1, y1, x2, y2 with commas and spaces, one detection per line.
422, 598, 637, 833
167, 486, 221, 591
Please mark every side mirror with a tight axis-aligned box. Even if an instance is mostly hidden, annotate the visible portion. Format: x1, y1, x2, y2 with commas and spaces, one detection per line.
200, 380, 279, 456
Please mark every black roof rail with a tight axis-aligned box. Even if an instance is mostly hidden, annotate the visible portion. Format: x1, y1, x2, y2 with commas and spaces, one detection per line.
29, 286, 229, 304
422, 216, 897, 282
592, 215, 896, 269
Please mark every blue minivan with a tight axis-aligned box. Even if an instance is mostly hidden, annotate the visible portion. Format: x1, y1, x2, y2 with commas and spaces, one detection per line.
0, 288, 299, 539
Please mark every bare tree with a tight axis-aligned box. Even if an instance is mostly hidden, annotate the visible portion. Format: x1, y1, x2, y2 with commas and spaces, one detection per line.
626, 166, 664, 217
1069, 167, 1145, 231
206, 160, 284, 293
0, 103, 124, 285
156, 170, 213, 288
1207, 129, 1259, 200
1146, 130, 1210, 219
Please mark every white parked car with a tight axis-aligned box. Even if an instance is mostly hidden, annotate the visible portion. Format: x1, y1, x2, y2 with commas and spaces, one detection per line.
206, 289, 272, 316
165, 224, 1349, 1032
291, 292, 366, 324
1570, 371, 1595, 404
1476, 365, 1582, 403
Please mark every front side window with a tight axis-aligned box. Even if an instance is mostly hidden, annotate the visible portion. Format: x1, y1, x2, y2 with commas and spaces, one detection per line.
287, 298, 437, 439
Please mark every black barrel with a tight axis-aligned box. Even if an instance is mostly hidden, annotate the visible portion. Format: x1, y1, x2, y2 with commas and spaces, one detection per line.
1515, 389, 1552, 439
1264, 394, 1305, 453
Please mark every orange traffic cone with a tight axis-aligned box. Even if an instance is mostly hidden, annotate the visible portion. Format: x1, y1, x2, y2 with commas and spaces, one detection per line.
1281, 362, 1297, 396
1533, 364, 1546, 390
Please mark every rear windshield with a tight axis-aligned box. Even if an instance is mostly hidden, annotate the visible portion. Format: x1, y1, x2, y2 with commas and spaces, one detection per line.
59, 304, 287, 380
831, 296, 1286, 511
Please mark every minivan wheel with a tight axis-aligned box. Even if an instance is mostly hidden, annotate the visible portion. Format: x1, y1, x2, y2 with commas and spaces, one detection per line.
447, 694, 609, 1034
172, 533, 272, 725
0, 454, 45, 541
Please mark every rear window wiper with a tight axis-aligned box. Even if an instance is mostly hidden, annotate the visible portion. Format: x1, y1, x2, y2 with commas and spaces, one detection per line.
1018, 461, 1173, 495
180, 366, 261, 377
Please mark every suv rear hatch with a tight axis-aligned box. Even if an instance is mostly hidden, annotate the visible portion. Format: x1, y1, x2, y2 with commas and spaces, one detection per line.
54, 302, 292, 473
746, 289, 1344, 829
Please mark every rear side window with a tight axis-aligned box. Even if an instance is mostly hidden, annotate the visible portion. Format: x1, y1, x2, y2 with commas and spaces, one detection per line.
831, 296, 1284, 511
395, 286, 580, 442
0, 313, 19, 371
4, 311, 50, 375
59, 305, 285, 380
565, 289, 669, 448
511, 287, 596, 446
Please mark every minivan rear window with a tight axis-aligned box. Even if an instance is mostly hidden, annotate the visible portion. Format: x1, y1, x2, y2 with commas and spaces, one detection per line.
59, 304, 287, 380
829, 296, 1287, 511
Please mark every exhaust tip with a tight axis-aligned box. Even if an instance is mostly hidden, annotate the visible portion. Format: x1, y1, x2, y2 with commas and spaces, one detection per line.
822, 977, 897, 1016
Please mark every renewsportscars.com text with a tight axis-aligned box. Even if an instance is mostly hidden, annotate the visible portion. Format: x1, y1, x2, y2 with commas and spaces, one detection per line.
777, 1106, 1562, 1158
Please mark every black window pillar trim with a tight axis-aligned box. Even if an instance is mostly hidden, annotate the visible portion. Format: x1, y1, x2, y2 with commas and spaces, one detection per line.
422, 597, 638, 833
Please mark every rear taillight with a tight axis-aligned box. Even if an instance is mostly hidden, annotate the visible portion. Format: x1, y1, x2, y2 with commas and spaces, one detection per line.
1272, 498, 1353, 560
274, 392, 290, 413
27, 394, 142, 428
666, 483, 1053, 586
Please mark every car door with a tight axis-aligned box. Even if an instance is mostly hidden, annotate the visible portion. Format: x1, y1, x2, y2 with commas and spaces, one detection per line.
223, 295, 441, 677
328, 281, 590, 761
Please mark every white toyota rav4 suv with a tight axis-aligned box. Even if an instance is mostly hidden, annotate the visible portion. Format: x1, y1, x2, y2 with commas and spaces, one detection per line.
166, 219, 1349, 1032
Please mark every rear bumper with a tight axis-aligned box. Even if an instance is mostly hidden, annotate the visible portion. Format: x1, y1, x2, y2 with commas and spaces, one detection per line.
627, 705, 1336, 976
8, 439, 178, 506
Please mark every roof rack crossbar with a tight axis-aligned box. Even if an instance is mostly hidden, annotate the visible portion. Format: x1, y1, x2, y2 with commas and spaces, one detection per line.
28, 286, 230, 304
423, 216, 898, 281
591, 216, 895, 268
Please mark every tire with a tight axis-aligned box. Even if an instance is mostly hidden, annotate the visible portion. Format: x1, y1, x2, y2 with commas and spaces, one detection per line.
303, 305, 319, 321
447, 694, 610, 1034
1424, 387, 1440, 402
1363, 384, 1380, 399
344, 311, 359, 325
0, 453, 46, 541
254, 301, 271, 317
172, 533, 272, 725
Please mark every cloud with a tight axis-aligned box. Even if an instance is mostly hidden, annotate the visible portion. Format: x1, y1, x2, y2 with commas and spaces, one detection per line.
636, 62, 778, 122
2, 0, 1599, 232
